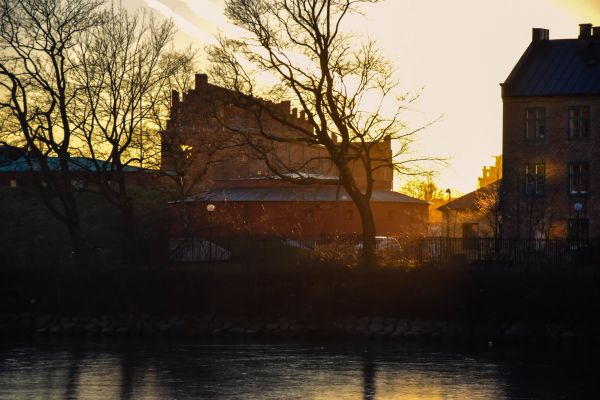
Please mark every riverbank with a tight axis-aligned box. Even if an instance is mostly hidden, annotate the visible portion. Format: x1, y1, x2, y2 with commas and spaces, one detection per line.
2, 263, 600, 344
0, 313, 598, 345
0, 264, 600, 343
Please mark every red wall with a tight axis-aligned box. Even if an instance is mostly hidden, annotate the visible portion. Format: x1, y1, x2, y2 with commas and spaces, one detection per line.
170, 200, 428, 239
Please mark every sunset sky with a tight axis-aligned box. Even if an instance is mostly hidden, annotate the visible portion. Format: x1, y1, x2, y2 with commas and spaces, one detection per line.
127, 0, 600, 193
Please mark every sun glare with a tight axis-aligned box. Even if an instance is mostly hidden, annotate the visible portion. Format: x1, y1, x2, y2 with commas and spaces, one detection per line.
136, 0, 597, 193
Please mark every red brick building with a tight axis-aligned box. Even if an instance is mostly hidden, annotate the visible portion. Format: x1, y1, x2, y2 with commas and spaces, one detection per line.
501, 24, 600, 241
163, 74, 428, 240
171, 179, 428, 240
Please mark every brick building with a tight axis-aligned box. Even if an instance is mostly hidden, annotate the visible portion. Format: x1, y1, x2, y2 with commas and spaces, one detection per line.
501, 24, 600, 241
163, 74, 428, 240
162, 73, 394, 190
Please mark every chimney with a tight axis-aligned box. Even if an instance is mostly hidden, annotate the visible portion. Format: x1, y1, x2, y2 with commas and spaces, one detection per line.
577, 23, 594, 57
532, 28, 549, 42
195, 73, 208, 90
579, 23, 592, 39
593, 26, 600, 40
170, 90, 180, 119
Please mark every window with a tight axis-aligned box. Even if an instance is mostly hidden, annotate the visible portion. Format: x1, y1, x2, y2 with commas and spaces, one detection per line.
568, 161, 590, 195
525, 108, 546, 140
568, 218, 589, 245
239, 149, 249, 163
568, 106, 590, 139
524, 162, 545, 196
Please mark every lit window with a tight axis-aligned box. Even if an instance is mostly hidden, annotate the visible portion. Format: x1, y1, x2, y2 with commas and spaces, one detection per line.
524, 162, 545, 197
568, 161, 590, 195
525, 108, 546, 140
568, 106, 590, 139
239, 149, 249, 163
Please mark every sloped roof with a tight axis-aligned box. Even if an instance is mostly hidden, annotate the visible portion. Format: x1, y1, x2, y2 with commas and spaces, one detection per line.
503, 38, 600, 97
183, 186, 428, 204
437, 181, 499, 212
0, 156, 149, 173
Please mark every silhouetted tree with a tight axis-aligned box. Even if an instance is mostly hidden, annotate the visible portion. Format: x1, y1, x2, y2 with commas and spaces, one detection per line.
208, 0, 437, 267
0, 0, 105, 263
74, 4, 195, 263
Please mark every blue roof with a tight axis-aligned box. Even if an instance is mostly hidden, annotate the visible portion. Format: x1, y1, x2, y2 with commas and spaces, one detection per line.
184, 186, 427, 204
503, 38, 600, 97
0, 156, 149, 173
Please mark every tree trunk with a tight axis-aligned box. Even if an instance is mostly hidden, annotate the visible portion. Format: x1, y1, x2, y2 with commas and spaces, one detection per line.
354, 194, 377, 268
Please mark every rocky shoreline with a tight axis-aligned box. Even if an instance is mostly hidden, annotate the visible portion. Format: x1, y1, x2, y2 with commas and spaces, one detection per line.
0, 313, 595, 345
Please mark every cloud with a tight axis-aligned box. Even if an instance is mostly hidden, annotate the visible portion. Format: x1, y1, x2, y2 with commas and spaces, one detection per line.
143, 0, 217, 44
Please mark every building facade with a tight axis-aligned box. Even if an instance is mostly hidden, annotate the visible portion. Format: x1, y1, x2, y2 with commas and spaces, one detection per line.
163, 74, 428, 240
501, 24, 600, 241
162, 73, 394, 192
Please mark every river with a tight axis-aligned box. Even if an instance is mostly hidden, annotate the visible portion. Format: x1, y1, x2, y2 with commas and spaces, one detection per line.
0, 338, 597, 399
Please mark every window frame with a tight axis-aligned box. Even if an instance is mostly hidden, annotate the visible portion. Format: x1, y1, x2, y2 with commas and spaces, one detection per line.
524, 107, 547, 141
567, 218, 589, 245
523, 162, 546, 197
568, 106, 591, 140
568, 161, 590, 196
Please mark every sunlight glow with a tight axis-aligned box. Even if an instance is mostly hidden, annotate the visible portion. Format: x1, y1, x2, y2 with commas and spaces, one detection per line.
136, 0, 599, 193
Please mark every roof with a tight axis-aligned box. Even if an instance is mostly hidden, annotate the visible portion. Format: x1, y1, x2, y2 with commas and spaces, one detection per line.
503, 37, 600, 97
182, 186, 428, 204
0, 156, 149, 173
437, 181, 499, 212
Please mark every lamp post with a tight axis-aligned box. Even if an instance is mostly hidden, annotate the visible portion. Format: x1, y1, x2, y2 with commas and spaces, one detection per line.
445, 189, 452, 239
207, 203, 215, 261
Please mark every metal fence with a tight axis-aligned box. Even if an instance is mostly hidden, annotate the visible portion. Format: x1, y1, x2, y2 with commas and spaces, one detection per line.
169, 235, 600, 268
400, 237, 600, 268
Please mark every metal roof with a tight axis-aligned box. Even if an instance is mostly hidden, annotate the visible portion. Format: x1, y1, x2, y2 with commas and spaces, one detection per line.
437, 181, 499, 212
185, 186, 427, 204
0, 156, 149, 173
503, 39, 600, 97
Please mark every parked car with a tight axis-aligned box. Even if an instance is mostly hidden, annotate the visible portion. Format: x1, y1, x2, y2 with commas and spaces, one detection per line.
354, 236, 402, 257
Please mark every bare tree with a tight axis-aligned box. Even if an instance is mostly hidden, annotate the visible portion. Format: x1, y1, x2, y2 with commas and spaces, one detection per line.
72, 4, 197, 263
0, 0, 104, 263
401, 174, 444, 203
207, 0, 436, 267
474, 182, 501, 240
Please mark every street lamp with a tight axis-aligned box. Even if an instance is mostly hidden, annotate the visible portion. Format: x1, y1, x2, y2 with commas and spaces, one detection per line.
445, 189, 451, 238
206, 203, 216, 261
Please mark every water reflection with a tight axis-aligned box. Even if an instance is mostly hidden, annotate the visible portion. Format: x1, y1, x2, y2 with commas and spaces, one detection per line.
0, 338, 598, 399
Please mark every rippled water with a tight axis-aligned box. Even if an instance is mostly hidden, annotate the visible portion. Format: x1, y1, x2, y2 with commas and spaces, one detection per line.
0, 338, 597, 399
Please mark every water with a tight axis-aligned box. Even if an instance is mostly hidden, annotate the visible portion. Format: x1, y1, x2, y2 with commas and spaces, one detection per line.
0, 338, 597, 399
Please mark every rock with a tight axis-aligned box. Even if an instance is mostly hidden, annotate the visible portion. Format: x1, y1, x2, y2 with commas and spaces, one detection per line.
84, 323, 99, 335
504, 323, 531, 341
34, 314, 53, 328
61, 322, 77, 335
115, 326, 129, 335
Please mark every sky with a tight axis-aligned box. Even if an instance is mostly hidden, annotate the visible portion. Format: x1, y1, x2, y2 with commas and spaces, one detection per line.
126, 0, 600, 193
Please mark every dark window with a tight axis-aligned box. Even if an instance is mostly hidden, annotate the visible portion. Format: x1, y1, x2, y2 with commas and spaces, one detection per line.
568, 161, 590, 195
525, 108, 546, 140
568, 218, 589, 245
524, 163, 545, 196
568, 106, 590, 139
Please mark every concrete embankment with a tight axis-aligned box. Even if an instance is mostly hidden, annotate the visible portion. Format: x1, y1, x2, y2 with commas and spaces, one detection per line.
0, 313, 596, 345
